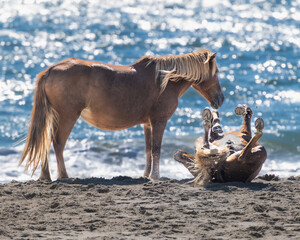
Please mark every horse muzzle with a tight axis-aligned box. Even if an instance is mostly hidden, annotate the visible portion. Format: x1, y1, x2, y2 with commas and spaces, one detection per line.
210, 93, 224, 109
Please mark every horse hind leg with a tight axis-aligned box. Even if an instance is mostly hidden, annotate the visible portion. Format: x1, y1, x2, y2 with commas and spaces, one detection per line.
239, 118, 267, 181
238, 118, 265, 162
53, 112, 80, 179
39, 160, 51, 181
235, 104, 253, 137
38, 111, 79, 180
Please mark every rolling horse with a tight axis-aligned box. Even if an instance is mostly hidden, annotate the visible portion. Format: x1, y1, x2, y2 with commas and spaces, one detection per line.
20, 49, 224, 181
174, 105, 267, 186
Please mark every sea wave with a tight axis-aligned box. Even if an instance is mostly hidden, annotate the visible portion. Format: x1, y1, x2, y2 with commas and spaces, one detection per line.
0, 0, 299, 182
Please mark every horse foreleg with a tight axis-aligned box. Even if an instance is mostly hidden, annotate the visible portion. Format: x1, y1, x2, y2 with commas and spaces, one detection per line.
202, 108, 212, 149
149, 120, 167, 180
143, 123, 152, 178
210, 110, 223, 142
53, 113, 79, 179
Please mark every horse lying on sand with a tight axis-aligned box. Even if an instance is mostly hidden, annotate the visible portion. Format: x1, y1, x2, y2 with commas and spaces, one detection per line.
20, 49, 224, 181
174, 105, 267, 186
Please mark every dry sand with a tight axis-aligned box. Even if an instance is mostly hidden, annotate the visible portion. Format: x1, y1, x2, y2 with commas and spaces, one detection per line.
0, 175, 299, 240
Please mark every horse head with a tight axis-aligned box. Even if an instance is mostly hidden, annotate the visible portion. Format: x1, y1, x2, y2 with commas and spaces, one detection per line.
192, 52, 224, 109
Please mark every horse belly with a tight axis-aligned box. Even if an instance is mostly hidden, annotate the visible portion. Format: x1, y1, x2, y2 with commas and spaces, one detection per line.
216, 132, 247, 152
79, 68, 157, 130
80, 107, 146, 131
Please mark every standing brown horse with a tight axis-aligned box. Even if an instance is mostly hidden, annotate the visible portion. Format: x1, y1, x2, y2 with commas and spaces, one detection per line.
20, 49, 224, 181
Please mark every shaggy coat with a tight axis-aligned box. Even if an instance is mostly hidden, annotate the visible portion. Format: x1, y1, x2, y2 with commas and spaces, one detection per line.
174, 106, 267, 186
20, 50, 224, 181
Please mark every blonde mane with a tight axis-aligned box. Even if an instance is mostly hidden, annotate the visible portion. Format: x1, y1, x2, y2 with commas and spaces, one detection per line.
193, 147, 228, 186
140, 49, 218, 93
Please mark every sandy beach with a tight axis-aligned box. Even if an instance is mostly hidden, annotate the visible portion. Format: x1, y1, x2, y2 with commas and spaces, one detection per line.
0, 175, 299, 239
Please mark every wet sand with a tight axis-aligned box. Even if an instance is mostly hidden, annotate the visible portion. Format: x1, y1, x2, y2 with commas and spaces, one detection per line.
0, 175, 299, 240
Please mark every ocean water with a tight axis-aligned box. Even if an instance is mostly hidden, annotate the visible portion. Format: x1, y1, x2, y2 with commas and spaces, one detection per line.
0, 0, 299, 182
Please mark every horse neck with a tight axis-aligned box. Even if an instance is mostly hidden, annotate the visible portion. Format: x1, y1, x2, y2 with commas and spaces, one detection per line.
133, 58, 192, 97
162, 79, 192, 99
170, 79, 193, 98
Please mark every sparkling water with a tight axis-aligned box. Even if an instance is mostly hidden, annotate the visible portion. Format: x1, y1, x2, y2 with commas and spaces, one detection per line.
0, 0, 299, 182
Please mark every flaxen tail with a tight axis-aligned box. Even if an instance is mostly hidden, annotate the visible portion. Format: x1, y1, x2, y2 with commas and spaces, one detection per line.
19, 69, 58, 175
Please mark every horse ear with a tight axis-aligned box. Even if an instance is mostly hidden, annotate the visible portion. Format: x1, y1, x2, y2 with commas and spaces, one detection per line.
209, 52, 217, 61
204, 52, 216, 63
204, 52, 209, 63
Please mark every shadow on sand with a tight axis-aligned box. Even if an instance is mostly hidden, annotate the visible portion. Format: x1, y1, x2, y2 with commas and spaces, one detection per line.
204, 181, 272, 192
56, 176, 150, 186
55, 175, 272, 192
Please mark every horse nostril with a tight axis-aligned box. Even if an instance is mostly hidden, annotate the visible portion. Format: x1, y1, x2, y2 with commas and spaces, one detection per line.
216, 93, 224, 107
211, 93, 224, 109
219, 93, 224, 106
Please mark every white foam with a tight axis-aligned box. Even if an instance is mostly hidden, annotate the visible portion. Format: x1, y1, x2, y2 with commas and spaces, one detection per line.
1, 141, 299, 183
260, 159, 300, 178
0, 0, 299, 183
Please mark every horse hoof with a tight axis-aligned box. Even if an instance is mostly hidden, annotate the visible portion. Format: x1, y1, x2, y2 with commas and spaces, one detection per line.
38, 176, 52, 182
235, 104, 246, 115
212, 123, 223, 134
149, 172, 160, 181
143, 171, 150, 178
202, 108, 212, 121
255, 118, 264, 132
203, 145, 210, 149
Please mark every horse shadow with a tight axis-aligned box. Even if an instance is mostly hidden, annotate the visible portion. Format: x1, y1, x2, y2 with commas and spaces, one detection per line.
56, 176, 150, 186
203, 181, 273, 192
55, 176, 273, 192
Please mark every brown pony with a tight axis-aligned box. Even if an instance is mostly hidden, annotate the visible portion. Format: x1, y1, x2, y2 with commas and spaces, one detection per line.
174, 105, 267, 186
20, 49, 224, 181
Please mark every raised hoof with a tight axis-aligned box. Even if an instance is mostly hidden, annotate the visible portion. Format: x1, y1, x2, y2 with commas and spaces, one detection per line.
212, 124, 223, 134
202, 108, 212, 121
255, 118, 264, 132
235, 104, 246, 115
